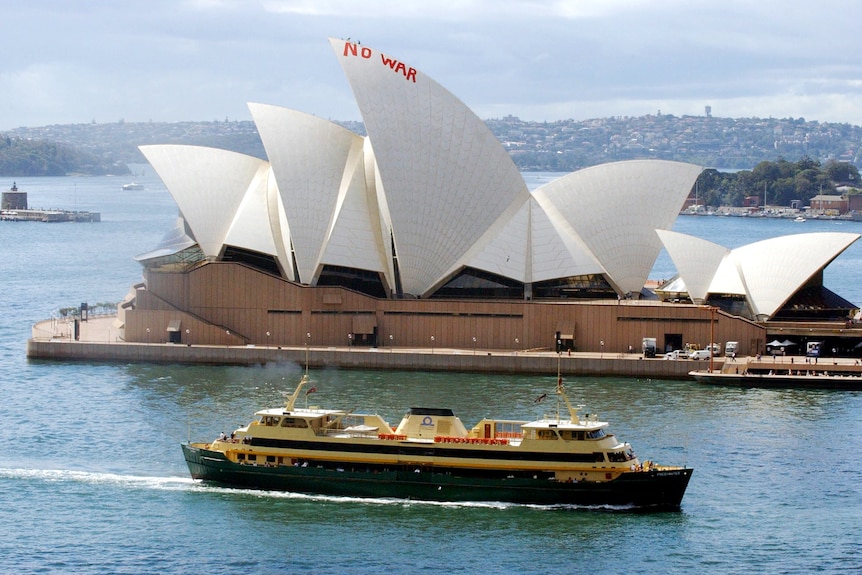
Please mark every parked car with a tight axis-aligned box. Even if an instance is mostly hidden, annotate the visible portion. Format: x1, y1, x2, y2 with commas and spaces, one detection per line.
688, 349, 712, 360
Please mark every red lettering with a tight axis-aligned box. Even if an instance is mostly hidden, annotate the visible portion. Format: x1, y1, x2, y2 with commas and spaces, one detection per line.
343, 43, 372, 59
380, 55, 417, 83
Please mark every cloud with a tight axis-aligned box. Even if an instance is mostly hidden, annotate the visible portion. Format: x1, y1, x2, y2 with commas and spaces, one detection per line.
2, 0, 862, 130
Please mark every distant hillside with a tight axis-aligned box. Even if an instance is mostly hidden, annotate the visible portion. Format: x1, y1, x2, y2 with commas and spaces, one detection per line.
4, 113, 862, 175
486, 114, 862, 171
0, 135, 129, 177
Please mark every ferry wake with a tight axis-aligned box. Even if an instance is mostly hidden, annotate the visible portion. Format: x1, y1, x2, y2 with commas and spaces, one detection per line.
182, 375, 692, 510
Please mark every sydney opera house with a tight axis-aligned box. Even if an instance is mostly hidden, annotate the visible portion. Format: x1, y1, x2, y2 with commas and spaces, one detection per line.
116, 38, 860, 357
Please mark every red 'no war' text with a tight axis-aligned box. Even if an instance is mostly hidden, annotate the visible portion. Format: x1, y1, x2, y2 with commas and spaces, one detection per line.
342, 42, 417, 83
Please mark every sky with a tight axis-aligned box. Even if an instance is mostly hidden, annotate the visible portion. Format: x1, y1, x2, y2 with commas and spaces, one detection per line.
3, 0, 862, 131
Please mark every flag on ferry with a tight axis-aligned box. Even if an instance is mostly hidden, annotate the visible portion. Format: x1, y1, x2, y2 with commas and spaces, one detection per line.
534, 393, 547, 403
306, 386, 317, 395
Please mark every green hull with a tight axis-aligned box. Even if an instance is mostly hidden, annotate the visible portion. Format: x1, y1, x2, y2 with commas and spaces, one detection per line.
182, 443, 692, 510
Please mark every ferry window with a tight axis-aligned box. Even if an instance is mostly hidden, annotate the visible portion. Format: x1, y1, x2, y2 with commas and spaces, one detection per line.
495, 422, 523, 437
280, 417, 308, 428
587, 429, 606, 439
266, 455, 276, 463
608, 451, 628, 462
593, 452, 605, 462
237, 453, 246, 461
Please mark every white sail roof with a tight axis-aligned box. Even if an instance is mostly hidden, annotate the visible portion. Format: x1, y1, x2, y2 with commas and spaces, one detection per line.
457, 199, 531, 283
658, 231, 860, 318
249, 103, 372, 284
140, 39, 719, 303
534, 160, 702, 295
329, 38, 531, 296
529, 194, 606, 283
139, 145, 270, 259
731, 232, 859, 317
223, 165, 280, 259
656, 230, 730, 304
319, 141, 392, 287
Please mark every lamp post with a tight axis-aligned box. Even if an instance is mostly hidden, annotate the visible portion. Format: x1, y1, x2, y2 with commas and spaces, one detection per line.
600, 340, 604, 359
348, 333, 353, 351
472, 336, 477, 355
305, 332, 311, 375
389, 333, 393, 353
709, 306, 716, 372
514, 337, 519, 356
146, 327, 150, 344
431, 335, 435, 354
186, 328, 190, 346
266, 331, 270, 347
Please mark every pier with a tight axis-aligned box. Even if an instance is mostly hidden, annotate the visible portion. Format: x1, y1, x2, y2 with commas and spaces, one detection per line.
27, 315, 715, 379
1, 208, 101, 222
1, 182, 100, 222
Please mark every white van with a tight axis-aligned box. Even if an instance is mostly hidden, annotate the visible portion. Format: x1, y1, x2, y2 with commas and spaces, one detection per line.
689, 349, 712, 360
725, 341, 739, 357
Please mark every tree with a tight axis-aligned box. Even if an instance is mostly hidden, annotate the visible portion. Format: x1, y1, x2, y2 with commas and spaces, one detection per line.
823, 159, 860, 185
694, 157, 854, 207
0, 137, 129, 176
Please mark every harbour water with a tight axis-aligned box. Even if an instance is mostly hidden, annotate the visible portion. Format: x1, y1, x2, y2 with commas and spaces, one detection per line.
1, 172, 861, 574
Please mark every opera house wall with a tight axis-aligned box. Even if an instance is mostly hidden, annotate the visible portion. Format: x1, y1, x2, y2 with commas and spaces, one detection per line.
121, 262, 766, 357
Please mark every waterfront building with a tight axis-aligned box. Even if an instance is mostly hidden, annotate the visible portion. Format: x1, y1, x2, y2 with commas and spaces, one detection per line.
111, 38, 857, 358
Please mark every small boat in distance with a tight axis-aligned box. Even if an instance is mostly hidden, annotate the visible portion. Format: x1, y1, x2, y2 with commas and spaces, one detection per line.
794, 215, 806, 222
122, 182, 144, 191
182, 374, 692, 510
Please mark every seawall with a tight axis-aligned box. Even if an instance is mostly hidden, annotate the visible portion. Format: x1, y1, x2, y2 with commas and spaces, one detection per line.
27, 320, 719, 379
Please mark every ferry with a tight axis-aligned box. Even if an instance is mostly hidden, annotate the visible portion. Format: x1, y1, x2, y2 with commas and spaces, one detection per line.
181, 376, 693, 510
